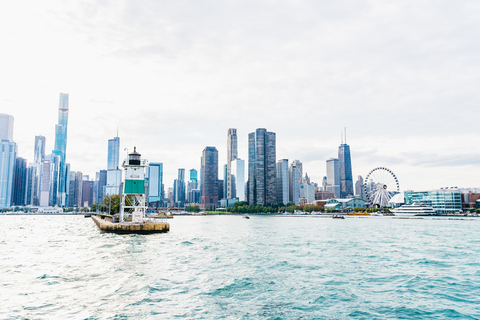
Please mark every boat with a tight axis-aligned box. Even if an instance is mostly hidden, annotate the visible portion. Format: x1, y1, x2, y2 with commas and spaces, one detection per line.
370, 213, 383, 216
332, 214, 345, 219
392, 204, 437, 216
243, 215, 250, 219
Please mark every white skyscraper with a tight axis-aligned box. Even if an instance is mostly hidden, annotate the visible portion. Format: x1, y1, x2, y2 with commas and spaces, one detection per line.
0, 114, 16, 208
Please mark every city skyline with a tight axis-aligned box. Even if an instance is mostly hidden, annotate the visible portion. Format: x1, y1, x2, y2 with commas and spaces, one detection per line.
1, 1, 480, 192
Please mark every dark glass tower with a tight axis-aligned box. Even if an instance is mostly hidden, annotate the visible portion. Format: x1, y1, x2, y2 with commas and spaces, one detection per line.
247, 128, 277, 206
200, 147, 218, 208
338, 143, 354, 198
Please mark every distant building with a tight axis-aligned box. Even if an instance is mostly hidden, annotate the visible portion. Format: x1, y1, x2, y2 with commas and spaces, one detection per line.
34, 136, 46, 165
105, 136, 122, 195
326, 158, 340, 197
315, 190, 335, 200
355, 175, 364, 199
338, 142, 354, 198
53, 93, 69, 206
217, 180, 224, 201
231, 158, 245, 201
95, 170, 107, 204
189, 169, 197, 181
289, 162, 300, 205
0, 114, 16, 208
82, 180, 94, 207
226, 128, 238, 199
461, 192, 480, 210
300, 179, 316, 204
174, 168, 186, 205
248, 128, 277, 206
276, 159, 289, 205
404, 189, 462, 214
200, 146, 219, 208
148, 163, 163, 208
12, 157, 27, 206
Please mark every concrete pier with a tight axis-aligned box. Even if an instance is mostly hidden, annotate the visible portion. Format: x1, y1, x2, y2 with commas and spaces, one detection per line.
92, 214, 169, 234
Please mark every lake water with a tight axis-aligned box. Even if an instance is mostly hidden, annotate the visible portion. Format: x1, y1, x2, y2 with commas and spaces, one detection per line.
1, 215, 480, 319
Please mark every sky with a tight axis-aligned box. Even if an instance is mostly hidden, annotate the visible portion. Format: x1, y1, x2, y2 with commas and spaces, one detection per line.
1, 0, 480, 193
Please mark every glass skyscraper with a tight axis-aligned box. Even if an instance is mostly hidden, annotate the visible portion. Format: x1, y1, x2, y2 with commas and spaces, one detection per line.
248, 128, 277, 206
326, 158, 340, 197
338, 143, 354, 198
53, 93, 69, 206
148, 163, 163, 206
0, 114, 16, 208
105, 136, 122, 196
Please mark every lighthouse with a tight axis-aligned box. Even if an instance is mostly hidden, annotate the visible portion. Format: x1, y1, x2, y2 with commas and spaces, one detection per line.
120, 147, 148, 223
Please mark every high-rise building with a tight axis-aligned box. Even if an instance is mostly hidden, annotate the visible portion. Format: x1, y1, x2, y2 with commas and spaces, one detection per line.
12, 157, 27, 206
39, 160, 51, 207
148, 163, 163, 207
231, 158, 245, 201
289, 162, 300, 205
276, 159, 289, 205
355, 175, 364, 199
226, 128, 238, 199
67, 171, 76, 207
75, 171, 83, 208
105, 136, 122, 195
189, 169, 197, 181
0, 114, 16, 208
25, 164, 38, 206
82, 179, 94, 207
53, 93, 69, 206
200, 146, 218, 208
292, 160, 303, 184
95, 170, 107, 204
248, 128, 277, 206
174, 168, 186, 205
34, 136, 46, 165
338, 142, 354, 198
326, 158, 340, 198
222, 164, 227, 200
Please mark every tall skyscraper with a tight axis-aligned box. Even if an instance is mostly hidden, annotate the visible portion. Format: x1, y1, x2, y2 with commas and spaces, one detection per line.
53, 93, 69, 206
289, 162, 300, 205
326, 158, 340, 197
34, 136, 46, 165
0, 114, 16, 208
276, 159, 289, 205
200, 146, 218, 208
338, 142, 354, 198
12, 157, 27, 206
105, 136, 122, 196
39, 160, 51, 207
226, 128, 238, 199
247, 128, 277, 206
231, 158, 245, 201
95, 170, 107, 204
25, 164, 38, 206
148, 163, 163, 207
174, 168, 185, 204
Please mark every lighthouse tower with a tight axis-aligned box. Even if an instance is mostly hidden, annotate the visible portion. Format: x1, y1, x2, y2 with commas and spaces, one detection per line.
120, 147, 148, 223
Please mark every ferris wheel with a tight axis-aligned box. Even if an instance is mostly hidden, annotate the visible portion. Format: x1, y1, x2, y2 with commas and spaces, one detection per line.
363, 167, 400, 208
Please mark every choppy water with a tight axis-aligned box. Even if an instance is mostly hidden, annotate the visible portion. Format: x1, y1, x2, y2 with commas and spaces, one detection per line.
1, 215, 480, 319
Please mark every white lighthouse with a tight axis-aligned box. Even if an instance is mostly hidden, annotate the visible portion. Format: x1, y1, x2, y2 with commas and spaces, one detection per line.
120, 147, 148, 223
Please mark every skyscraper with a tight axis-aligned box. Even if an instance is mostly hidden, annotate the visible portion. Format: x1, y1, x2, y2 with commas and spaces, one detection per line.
0, 114, 16, 208
338, 142, 354, 198
226, 128, 238, 199
248, 128, 277, 206
289, 162, 300, 205
231, 158, 245, 201
189, 169, 198, 182
148, 163, 163, 207
326, 158, 340, 197
34, 136, 46, 165
12, 157, 27, 206
276, 159, 289, 205
105, 136, 122, 196
174, 168, 186, 204
53, 93, 69, 206
200, 146, 218, 208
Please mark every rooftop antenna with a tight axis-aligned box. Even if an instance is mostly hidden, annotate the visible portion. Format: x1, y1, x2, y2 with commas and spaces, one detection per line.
341, 129, 343, 144
345, 127, 347, 144
116, 127, 119, 138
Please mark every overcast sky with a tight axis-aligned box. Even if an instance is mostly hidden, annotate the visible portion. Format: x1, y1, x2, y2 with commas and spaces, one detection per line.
1, 0, 479, 192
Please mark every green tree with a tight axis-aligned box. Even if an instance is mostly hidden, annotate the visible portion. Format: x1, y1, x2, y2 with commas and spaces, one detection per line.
102, 194, 121, 214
